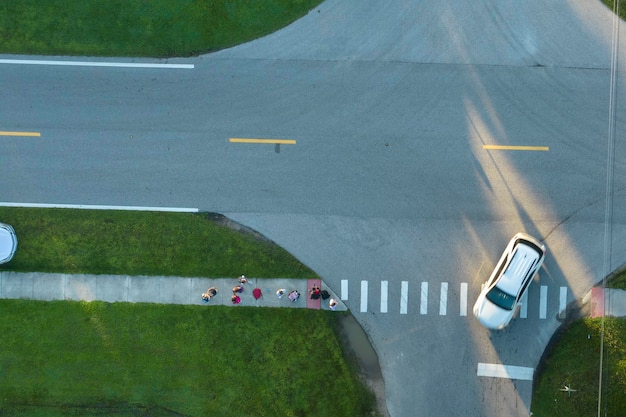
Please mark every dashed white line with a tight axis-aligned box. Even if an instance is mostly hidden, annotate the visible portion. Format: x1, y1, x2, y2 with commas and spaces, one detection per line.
400, 281, 408, 315
420, 282, 428, 315
459, 283, 468, 316
477, 363, 534, 381
439, 282, 448, 315
0, 58, 194, 69
559, 286, 568, 319
520, 290, 528, 319
380, 281, 388, 313
539, 285, 548, 319
360, 280, 368, 313
341, 280, 348, 301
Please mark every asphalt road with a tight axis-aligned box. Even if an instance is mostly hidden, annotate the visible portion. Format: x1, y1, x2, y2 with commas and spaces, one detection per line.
2, 1, 626, 416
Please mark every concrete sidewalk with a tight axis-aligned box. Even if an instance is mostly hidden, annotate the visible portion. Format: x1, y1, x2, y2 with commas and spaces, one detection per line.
0, 271, 347, 312
584, 287, 626, 318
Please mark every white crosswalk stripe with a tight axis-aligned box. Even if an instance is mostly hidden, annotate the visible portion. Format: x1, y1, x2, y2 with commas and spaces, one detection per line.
400, 281, 408, 315
439, 282, 448, 315
380, 281, 388, 313
340, 280, 569, 320
420, 282, 428, 315
341, 279, 348, 301
539, 285, 548, 319
460, 283, 468, 316
559, 286, 568, 319
520, 291, 528, 319
360, 280, 368, 313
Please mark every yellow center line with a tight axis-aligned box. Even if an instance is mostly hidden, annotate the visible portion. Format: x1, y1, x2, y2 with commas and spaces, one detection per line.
229, 138, 296, 145
483, 145, 549, 151
0, 131, 41, 137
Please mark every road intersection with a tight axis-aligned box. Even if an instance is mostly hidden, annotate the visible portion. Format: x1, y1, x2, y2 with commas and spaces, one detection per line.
2, 1, 626, 416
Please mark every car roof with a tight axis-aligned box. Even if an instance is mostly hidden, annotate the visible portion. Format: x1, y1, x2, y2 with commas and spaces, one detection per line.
496, 242, 541, 296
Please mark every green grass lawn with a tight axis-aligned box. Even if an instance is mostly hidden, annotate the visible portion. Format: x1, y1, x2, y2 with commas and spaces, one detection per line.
531, 318, 626, 417
0, 300, 377, 417
0, 207, 316, 278
531, 269, 626, 415
0, 0, 322, 57
0, 208, 383, 416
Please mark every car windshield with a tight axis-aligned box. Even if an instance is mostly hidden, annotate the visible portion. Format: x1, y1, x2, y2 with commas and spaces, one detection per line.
485, 285, 516, 311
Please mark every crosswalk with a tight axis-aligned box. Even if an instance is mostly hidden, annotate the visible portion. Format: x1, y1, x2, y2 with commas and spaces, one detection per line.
341, 280, 569, 319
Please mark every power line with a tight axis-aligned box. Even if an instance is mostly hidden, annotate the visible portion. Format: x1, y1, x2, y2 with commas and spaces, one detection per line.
598, 2, 621, 417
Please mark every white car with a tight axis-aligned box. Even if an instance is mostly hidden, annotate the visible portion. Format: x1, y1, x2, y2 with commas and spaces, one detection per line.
0, 222, 18, 264
473, 233, 546, 330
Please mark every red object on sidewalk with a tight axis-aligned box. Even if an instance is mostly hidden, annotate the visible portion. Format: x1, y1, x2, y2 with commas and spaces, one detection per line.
590, 287, 605, 318
253, 288, 262, 300
306, 279, 322, 310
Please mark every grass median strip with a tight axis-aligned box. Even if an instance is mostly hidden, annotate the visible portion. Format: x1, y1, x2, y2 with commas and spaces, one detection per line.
0, 207, 316, 278
0, 0, 322, 57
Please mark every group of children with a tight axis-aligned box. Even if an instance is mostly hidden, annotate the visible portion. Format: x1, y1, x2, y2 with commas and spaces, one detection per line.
309, 284, 338, 310
202, 276, 248, 304
201, 287, 217, 303
230, 275, 248, 304
276, 288, 300, 302
202, 276, 338, 310
277, 284, 337, 310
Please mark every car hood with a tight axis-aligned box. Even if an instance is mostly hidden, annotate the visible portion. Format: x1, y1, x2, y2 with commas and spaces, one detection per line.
473, 295, 514, 330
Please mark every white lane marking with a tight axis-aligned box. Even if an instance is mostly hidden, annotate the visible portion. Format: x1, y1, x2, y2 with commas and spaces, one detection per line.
477, 363, 534, 380
380, 281, 388, 313
0, 202, 198, 212
400, 281, 408, 315
559, 286, 568, 319
420, 282, 428, 315
460, 283, 468, 316
439, 282, 448, 315
520, 290, 528, 319
360, 280, 368, 313
539, 285, 548, 319
341, 280, 348, 301
0, 59, 194, 69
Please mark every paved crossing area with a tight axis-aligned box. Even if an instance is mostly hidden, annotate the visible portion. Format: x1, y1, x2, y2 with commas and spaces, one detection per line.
341, 279, 570, 320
